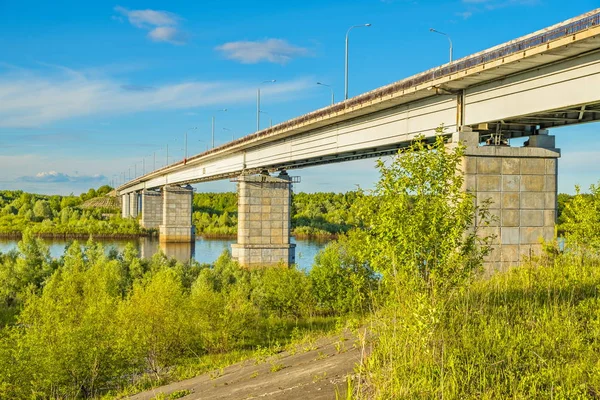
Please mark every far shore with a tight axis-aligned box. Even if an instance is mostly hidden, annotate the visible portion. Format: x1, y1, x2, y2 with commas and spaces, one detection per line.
0, 231, 338, 241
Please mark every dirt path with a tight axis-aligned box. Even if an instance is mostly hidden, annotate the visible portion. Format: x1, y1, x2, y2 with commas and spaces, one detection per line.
127, 330, 368, 400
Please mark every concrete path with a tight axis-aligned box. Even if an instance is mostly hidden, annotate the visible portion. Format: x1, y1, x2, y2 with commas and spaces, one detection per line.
127, 331, 368, 400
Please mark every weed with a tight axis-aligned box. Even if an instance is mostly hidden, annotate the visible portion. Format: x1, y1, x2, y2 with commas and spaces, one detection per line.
269, 362, 284, 373
312, 372, 327, 383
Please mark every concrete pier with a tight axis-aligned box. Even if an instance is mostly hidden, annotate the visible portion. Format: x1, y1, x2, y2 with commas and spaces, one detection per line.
140, 189, 163, 229
231, 171, 296, 268
121, 194, 130, 218
129, 192, 139, 218
159, 185, 195, 243
459, 129, 560, 271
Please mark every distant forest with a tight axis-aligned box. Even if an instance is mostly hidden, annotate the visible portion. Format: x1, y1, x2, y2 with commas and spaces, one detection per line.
0, 187, 361, 238
0, 186, 580, 238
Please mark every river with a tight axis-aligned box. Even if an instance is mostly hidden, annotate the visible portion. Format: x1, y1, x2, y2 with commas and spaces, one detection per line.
0, 236, 329, 271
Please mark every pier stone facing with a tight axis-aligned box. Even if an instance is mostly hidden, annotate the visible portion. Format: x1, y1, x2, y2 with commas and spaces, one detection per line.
129, 192, 139, 218
458, 130, 560, 272
121, 194, 130, 218
159, 185, 195, 243
140, 189, 163, 229
231, 173, 296, 268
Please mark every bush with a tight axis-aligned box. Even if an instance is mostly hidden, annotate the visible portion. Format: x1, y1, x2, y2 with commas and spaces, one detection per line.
253, 265, 314, 318
310, 230, 377, 315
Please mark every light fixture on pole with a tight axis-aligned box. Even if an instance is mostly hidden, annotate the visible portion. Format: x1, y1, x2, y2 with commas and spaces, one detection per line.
317, 82, 335, 105
345, 23, 371, 100
257, 80, 276, 131
211, 110, 227, 149
429, 28, 453, 63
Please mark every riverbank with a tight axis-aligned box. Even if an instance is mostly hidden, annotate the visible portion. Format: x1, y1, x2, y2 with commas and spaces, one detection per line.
0, 231, 339, 241
0, 232, 155, 240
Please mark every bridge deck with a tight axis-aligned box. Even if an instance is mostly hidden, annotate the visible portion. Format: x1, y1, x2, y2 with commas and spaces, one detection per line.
118, 9, 600, 194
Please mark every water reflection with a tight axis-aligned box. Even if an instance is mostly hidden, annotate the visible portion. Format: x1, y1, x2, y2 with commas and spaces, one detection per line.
0, 236, 328, 271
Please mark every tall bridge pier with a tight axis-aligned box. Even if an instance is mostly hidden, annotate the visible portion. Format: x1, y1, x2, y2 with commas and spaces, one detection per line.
231, 171, 296, 268
458, 128, 559, 271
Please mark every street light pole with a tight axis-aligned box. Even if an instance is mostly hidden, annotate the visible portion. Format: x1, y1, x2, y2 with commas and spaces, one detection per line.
257, 80, 276, 131
345, 23, 371, 100
317, 82, 335, 105
430, 28, 453, 63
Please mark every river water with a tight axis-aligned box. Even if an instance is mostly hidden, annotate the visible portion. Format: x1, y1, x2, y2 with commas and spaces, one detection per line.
0, 236, 329, 271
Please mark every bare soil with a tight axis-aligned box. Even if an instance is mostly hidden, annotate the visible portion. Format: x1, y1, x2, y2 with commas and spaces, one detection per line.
127, 330, 368, 400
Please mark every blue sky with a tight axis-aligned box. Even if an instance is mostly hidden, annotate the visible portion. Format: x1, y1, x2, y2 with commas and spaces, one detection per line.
0, 0, 599, 195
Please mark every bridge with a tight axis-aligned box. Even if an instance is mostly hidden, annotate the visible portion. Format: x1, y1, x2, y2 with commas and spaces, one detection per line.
118, 9, 600, 269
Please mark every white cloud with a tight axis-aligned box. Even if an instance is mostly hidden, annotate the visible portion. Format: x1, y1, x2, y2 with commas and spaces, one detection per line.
0, 65, 313, 127
114, 6, 179, 28
216, 39, 310, 64
113, 6, 185, 45
148, 26, 185, 45
18, 171, 106, 184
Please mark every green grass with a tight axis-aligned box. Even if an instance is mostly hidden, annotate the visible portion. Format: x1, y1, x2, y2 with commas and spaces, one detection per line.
364, 253, 600, 399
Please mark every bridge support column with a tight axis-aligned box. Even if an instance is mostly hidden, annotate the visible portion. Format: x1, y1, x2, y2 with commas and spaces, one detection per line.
159, 185, 195, 243
121, 194, 130, 218
129, 192, 139, 218
231, 171, 296, 268
459, 129, 560, 272
140, 189, 163, 229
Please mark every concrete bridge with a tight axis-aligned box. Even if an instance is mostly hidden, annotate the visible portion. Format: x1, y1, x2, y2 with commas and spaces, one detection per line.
118, 9, 600, 269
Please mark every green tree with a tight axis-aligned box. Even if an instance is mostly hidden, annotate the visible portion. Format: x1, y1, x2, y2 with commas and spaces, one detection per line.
253, 265, 313, 318
561, 182, 600, 254
33, 200, 52, 220
310, 230, 377, 315
357, 135, 489, 295
118, 268, 194, 373
8, 242, 126, 398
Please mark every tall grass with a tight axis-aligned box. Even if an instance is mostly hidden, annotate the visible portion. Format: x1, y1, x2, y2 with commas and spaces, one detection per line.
363, 251, 600, 399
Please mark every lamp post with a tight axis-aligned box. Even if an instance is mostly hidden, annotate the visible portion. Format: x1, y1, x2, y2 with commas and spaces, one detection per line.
345, 23, 371, 100
257, 80, 276, 131
185, 127, 197, 159
429, 28, 453, 63
317, 82, 335, 105
211, 110, 227, 148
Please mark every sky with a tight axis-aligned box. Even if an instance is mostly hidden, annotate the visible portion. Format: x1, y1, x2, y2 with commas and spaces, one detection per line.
0, 0, 599, 195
